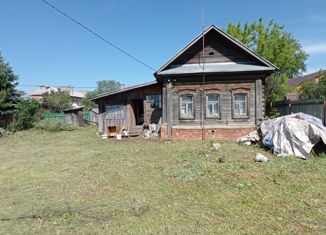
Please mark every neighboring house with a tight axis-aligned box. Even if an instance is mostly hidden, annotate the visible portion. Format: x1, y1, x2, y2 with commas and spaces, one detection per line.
288, 70, 325, 89
28, 85, 86, 105
285, 70, 325, 101
285, 92, 300, 101
91, 25, 277, 139
28, 85, 59, 100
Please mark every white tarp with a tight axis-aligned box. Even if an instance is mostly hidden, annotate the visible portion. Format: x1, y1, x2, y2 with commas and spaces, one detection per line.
261, 113, 326, 159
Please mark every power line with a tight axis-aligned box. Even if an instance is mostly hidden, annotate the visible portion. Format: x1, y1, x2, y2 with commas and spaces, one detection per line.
19, 84, 97, 89
200, 0, 206, 141
40, 0, 156, 71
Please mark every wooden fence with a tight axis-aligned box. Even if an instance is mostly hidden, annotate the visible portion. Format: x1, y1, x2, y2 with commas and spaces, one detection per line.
269, 100, 326, 125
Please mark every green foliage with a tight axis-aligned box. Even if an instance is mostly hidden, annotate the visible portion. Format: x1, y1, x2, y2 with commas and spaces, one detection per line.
81, 80, 124, 110
42, 91, 72, 112
81, 91, 98, 110
34, 119, 75, 132
266, 107, 281, 119
300, 72, 326, 100
226, 18, 308, 101
8, 99, 41, 131
96, 80, 123, 94
0, 53, 20, 125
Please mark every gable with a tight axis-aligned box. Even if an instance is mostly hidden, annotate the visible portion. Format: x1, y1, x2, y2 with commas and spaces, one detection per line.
155, 25, 276, 77
171, 30, 257, 66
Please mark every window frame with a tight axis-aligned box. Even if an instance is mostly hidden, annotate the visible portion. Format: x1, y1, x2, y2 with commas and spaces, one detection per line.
179, 93, 195, 120
232, 89, 249, 119
146, 94, 162, 109
106, 104, 124, 119
205, 93, 221, 119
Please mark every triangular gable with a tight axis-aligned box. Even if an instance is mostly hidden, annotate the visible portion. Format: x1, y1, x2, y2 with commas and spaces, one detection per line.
155, 25, 277, 76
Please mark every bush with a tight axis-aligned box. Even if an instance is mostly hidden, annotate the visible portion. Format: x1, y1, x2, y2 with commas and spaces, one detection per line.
34, 120, 75, 132
8, 99, 41, 132
266, 107, 281, 119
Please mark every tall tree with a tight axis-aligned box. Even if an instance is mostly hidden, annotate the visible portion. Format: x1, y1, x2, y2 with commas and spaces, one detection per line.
0, 53, 20, 126
42, 91, 72, 112
226, 18, 308, 101
96, 80, 124, 94
81, 80, 124, 110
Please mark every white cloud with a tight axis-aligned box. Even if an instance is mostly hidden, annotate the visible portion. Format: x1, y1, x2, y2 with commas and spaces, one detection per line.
303, 42, 326, 54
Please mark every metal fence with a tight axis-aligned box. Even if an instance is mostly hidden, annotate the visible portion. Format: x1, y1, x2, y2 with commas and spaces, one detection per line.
42, 112, 67, 122
42, 112, 92, 123
270, 100, 326, 125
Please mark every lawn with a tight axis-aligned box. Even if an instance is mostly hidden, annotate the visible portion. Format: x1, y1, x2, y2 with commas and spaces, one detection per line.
0, 126, 325, 234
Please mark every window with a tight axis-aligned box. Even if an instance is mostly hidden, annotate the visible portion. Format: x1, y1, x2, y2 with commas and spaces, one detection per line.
180, 94, 193, 119
146, 94, 162, 109
206, 94, 220, 118
106, 105, 124, 119
233, 93, 247, 118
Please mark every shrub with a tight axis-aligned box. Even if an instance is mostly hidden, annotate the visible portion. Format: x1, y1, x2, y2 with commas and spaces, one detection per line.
34, 120, 75, 132
8, 99, 41, 132
266, 107, 281, 119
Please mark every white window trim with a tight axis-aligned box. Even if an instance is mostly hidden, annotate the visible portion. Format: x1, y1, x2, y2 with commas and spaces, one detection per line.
233, 93, 248, 118
180, 94, 194, 119
206, 93, 220, 118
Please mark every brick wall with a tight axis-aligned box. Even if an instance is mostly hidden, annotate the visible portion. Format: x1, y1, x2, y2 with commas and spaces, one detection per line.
160, 123, 168, 139
171, 126, 256, 140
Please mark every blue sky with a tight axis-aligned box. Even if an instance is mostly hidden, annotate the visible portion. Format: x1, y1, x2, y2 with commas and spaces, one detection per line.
1, 0, 326, 92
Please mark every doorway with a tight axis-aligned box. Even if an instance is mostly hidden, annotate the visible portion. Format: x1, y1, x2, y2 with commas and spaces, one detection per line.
132, 99, 144, 125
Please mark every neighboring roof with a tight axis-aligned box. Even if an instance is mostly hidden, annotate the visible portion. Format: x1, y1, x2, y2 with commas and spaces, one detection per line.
285, 92, 300, 101
27, 85, 86, 98
63, 105, 84, 112
28, 86, 59, 96
158, 62, 275, 76
155, 25, 277, 77
70, 90, 86, 98
288, 70, 325, 87
90, 108, 99, 113
90, 80, 157, 101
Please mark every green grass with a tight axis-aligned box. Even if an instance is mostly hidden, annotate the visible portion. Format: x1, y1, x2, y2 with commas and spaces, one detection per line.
0, 126, 325, 234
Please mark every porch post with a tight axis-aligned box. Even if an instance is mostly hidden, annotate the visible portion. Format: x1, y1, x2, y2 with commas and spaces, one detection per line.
166, 81, 173, 139
255, 79, 263, 125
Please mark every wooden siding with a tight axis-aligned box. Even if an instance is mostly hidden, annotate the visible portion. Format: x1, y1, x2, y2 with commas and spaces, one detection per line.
168, 30, 261, 68
95, 83, 163, 134
166, 80, 260, 127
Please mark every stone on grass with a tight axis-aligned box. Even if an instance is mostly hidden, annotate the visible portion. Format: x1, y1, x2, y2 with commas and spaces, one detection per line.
254, 153, 269, 162
217, 156, 226, 163
212, 143, 221, 151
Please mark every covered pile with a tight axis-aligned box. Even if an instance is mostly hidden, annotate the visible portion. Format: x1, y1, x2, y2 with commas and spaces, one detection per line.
261, 113, 326, 159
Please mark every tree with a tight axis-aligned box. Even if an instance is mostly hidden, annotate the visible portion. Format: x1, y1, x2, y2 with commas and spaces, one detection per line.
300, 72, 326, 100
42, 91, 72, 112
81, 91, 98, 110
226, 18, 308, 101
0, 53, 20, 126
81, 80, 124, 110
96, 80, 123, 94
8, 99, 41, 131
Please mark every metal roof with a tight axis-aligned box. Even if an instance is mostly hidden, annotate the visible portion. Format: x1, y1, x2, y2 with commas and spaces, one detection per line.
288, 70, 325, 87
155, 25, 278, 77
90, 80, 157, 101
157, 63, 275, 76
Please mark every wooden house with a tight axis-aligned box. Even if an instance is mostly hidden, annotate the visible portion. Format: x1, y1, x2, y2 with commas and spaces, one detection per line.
92, 25, 277, 139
